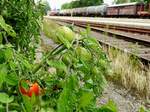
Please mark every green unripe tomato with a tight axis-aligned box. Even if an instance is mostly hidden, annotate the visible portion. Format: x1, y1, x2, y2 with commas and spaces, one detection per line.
76, 46, 91, 61
62, 53, 71, 65
99, 59, 107, 67
92, 66, 99, 75
57, 26, 75, 42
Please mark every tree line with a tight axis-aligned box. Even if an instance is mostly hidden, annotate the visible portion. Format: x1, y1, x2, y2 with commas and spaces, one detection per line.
61, 0, 149, 9
61, 0, 103, 9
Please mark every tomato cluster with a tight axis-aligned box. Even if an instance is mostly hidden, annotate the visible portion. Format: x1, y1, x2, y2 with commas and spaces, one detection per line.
19, 80, 40, 97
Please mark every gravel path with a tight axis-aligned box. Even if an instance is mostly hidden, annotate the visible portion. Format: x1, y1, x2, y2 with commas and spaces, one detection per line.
98, 82, 149, 112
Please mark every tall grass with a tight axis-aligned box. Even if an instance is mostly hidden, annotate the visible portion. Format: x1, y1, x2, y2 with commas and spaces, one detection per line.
106, 47, 150, 99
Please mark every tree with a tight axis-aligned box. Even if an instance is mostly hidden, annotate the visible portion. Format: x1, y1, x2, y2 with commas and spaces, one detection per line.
115, 0, 148, 4
61, 0, 104, 9
42, 0, 51, 15
115, 0, 129, 4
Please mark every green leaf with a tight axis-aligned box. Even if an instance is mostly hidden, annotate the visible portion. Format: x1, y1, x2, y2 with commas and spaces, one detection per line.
47, 60, 67, 72
86, 24, 91, 36
21, 80, 29, 90
139, 106, 145, 112
5, 72, 19, 86
40, 108, 55, 112
138, 106, 150, 112
99, 100, 117, 112
56, 32, 72, 49
57, 75, 78, 112
9, 61, 16, 71
0, 64, 7, 87
22, 60, 32, 69
9, 111, 18, 112
0, 93, 14, 103
0, 104, 5, 112
79, 91, 94, 109
0, 15, 16, 37
22, 95, 33, 112
84, 37, 101, 51
0, 32, 3, 44
31, 93, 36, 105
4, 48, 13, 60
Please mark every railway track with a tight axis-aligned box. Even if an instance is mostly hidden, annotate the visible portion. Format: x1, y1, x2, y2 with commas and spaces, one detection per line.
45, 16, 150, 62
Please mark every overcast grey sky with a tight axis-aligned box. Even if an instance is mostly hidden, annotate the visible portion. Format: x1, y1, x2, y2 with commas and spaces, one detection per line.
47, 0, 114, 10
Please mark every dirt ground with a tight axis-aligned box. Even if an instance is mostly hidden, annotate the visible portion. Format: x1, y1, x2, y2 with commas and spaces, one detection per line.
97, 82, 149, 112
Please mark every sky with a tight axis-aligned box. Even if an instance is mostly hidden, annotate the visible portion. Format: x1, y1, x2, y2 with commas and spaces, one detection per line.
47, 0, 114, 10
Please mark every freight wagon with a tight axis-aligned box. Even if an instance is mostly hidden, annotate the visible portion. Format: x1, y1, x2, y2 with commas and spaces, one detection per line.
49, 2, 150, 17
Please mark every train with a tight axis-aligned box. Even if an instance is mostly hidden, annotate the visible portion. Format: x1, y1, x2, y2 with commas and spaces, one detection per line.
49, 2, 150, 17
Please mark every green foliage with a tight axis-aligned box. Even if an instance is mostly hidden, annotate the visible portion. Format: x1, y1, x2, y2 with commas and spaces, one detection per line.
138, 106, 150, 112
42, 21, 115, 111
115, 0, 129, 4
41, 0, 51, 15
22, 95, 33, 112
98, 100, 117, 112
0, 0, 117, 111
115, 0, 146, 4
79, 91, 94, 109
0, 15, 16, 38
0, 0, 44, 59
0, 93, 14, 104
61, 0, 104, 9
57, 75, 78, 112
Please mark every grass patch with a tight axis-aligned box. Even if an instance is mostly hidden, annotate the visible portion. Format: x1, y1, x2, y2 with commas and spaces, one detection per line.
42, 18, 60, 42
106, 47, 150, 99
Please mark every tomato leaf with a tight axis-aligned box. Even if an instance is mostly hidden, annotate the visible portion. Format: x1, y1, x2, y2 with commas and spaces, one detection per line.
0, 32, 3, 44
22, 60, 32, 69
47, 60, 67, 73
5, 72, 19, 86
0, 64, 7, 87
31, 93, 36, 105
0, 93, 14, 103
4, 48, 13, 60
0, 15, 16, 37
98, 100, 117, 112
79, 91, 94, 109
22, 95, 33, 112
0, 104, 5, 112
57, 75, 78, 112
39, 108, 55, 112
21, 80, 29, 90
9, 61, 16, 71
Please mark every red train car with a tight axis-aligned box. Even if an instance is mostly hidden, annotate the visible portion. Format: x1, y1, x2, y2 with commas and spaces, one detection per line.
137, 3, 150, 16
49, 10, 59, 16
106, 2, 150, 17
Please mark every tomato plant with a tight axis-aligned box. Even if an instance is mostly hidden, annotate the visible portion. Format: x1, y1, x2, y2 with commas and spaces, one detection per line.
0, 0, 118, 111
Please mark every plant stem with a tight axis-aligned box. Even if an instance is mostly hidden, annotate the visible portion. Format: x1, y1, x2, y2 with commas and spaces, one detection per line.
32, 44, 65, 74
6, 103, 8, 112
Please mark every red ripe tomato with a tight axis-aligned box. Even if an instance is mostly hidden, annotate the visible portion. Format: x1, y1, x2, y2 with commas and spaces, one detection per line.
27, 83, 40, 97
19, 80, 40, 97
19, 86, 28, 95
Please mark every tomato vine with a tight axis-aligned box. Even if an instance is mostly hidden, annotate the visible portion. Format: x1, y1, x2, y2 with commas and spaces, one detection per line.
0, 0, 118, 112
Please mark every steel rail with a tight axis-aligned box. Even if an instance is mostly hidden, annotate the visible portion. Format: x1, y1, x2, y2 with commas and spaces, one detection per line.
46, 16, 150, 35
58, 20, 150, 45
